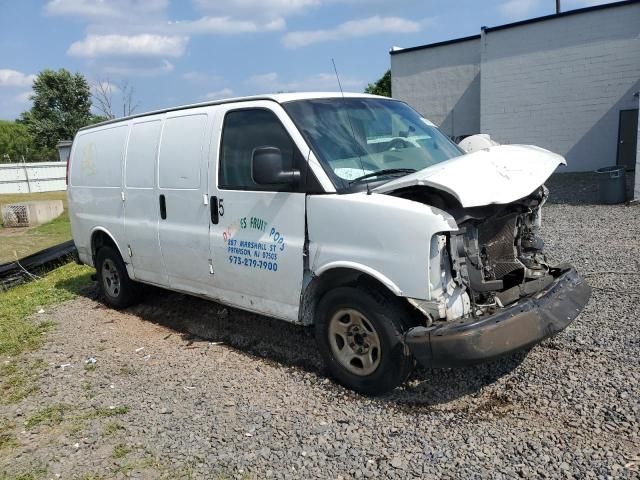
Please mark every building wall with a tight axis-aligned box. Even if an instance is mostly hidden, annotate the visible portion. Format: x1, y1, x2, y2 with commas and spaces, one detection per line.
480, 3, 640, 171
635, 96, 640, 200
391, 38, 481, 138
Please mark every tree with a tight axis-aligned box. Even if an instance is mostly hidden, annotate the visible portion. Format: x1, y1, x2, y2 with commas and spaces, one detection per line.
0, 121, 54, 162
92, 78, 140, 119
19, 69, 93, 153
0, 121, 36, 163
364, 69, 392, 97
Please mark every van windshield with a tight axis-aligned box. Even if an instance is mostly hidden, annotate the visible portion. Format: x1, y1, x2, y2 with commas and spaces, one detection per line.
283, 98, 463, 191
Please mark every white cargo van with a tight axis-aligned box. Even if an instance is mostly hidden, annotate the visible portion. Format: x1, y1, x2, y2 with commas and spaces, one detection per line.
68, 93, 590, 394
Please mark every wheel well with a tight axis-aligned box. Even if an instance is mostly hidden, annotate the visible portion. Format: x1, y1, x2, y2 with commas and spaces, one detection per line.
299, 268, 416, 326
91, 230, 119, 264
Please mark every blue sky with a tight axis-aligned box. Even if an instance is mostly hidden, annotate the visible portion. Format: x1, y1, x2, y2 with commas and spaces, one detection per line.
0, 0, 619, 120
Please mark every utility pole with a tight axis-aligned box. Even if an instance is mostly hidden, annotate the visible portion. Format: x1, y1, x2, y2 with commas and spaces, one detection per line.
556, 0, 561, 14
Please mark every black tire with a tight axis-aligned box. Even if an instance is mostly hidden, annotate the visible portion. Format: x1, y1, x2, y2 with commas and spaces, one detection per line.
315, 286, 414, 395
95, 246, 138, 309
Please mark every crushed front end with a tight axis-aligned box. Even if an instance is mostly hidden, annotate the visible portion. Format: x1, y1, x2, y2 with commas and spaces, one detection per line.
399, 186, 592, 367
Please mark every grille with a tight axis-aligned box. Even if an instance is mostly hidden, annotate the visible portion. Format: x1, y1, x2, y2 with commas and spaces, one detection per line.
477, 214, 522, 280
1, 205, 29, 227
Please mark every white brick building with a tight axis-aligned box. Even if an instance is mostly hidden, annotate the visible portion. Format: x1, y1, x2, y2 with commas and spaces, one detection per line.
391, 0, 640, 172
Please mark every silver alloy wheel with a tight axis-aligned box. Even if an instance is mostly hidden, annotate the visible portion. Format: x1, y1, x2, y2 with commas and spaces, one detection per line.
328, 308, 381, 376
101, 258, 121, 298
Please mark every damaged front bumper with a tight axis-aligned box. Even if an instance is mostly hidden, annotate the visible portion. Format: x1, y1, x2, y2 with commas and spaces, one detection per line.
405, 266, 591, 368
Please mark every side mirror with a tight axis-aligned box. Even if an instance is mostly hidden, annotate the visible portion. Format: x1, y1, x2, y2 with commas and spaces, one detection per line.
251, 146, 301, 185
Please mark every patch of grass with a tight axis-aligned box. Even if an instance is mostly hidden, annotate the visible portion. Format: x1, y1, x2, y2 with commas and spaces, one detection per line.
0, 465, 48, 480
0, 263, 92, 357
75, 475, 104, 480
112, 444, 131, 459
102, 421, 124, 437
82, 405, 129, 420
0, 359, 47, 405
0, 420, 17, 451
24, 403, 68, 429
83, 363, 96, 372
67, 419, 86, 437
0, 191, 71, 263
0, 191, 68, 214
21, 403, 128, 437
112, 456, 157, 476
118, 365, 137, 376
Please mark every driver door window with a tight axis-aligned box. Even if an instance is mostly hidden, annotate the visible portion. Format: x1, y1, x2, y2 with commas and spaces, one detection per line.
219, 108, 301, 192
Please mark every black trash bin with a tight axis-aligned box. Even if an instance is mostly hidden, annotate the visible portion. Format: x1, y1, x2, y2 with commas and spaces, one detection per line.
595, 166, 626, 204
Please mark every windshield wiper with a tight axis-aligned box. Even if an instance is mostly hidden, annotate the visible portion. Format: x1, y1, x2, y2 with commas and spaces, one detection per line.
349, 168, 417, 185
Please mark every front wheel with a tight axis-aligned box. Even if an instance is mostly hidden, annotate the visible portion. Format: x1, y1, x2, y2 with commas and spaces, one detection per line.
315, 286, 415, 395
96, 246, 138, 309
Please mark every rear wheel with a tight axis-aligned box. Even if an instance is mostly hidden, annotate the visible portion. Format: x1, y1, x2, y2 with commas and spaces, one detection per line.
315, 286, 415, 395
96, 246, 138, 309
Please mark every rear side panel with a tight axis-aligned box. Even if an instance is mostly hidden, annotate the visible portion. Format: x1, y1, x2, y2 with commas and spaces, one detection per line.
68, 124, 128, 265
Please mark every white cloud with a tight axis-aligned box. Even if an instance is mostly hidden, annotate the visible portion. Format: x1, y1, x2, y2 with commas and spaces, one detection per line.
204, 88, 234, 100
246, 72, 363, 93
102, 59, 175, 76
282, 15, 422, 48
0, 69, 36, 88
247, 72, 279, 89
169, 16, 285, 35
68, 34, 188, 58
190, 0, 321, 35
498, 0, 539, 18
45, 0, 168, 20
193, 0, 319, 19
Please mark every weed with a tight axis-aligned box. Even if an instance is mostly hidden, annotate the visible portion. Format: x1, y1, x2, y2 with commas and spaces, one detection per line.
0, 420, 17, 450
0, 359, 48, 405
82, 406, 129, 420
118, 366, 136, 376
67, 419, 86, 437
24, 404, 67, 429
112, 444, 131, 459
0, 465, 48, 480
102, 421, 124, 437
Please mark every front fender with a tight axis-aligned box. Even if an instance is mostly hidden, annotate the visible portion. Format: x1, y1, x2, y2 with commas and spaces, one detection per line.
313, 261, 404, 296
307, 193, 457, 300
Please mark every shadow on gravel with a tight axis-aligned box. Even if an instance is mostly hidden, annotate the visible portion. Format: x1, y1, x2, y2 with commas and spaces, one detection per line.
61, 282, 527, 408
387, 351, 528, 410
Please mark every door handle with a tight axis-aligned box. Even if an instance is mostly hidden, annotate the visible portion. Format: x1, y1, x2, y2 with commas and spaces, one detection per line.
210, 196, 219, 224
159, 194, 167, 220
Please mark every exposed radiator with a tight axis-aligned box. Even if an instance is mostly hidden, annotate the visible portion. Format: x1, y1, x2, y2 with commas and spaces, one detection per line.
477, 214, 522, 280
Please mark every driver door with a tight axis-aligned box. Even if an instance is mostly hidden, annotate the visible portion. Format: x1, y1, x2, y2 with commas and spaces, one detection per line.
208, 102, 308, 322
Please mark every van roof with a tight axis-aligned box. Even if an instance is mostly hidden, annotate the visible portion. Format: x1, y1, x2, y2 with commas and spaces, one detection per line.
79, 91, 388, 132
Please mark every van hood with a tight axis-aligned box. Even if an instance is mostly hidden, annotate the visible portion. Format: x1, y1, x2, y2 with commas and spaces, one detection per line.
373, 145, 565, 208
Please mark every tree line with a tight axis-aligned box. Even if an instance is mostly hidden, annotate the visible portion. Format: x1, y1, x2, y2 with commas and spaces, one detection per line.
0, 69, 137, 163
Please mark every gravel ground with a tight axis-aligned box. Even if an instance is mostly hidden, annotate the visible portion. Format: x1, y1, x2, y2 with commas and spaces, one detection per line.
1, 181, 639, 479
